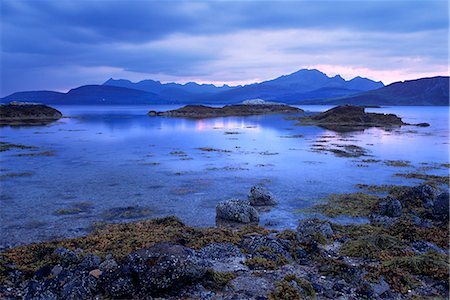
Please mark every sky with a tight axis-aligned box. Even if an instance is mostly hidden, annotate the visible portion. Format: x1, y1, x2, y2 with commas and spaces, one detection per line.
1, 0, 448, 96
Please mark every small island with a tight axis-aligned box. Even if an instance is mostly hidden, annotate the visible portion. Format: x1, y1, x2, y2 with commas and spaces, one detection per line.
290, 105, 429, 131
148, 102, 303, 118
0, 102, 63, 125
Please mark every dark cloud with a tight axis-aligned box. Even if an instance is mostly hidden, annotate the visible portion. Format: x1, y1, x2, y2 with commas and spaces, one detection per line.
1, 0, 448, 96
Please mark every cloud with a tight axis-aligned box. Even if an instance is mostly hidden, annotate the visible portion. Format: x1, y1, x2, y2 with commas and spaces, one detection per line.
1, 0, 448, 96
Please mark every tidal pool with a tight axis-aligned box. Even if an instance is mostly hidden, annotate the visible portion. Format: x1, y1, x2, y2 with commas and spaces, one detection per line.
0, 105, 448, 248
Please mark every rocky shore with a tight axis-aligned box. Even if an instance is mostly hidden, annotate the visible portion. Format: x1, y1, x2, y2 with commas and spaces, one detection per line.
0, 184, 448, 299
148, 103, 303, 118
0, 102, 63, 125
289, 105, 430, 131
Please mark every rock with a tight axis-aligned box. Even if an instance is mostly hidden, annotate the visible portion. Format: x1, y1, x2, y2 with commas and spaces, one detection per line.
378, 196, 403, 217
127, 243, 208, 294
412, 184, 437, 208
248, 186, 277, 206
240, 235, 292, 261
415, 123, 430, 127
216, 199, 259, 223
230, 274, 274, 298
80, 253, 101, 270
105, 276, 134, 299
294, 105, 407, 131
51, 265, 63, 277
296, 218, 334, 243
23, 280, 58, 300
395, 184, 437, 209
148, 104, 303, 118
432, 192, 449, 221
199, 243, 243, 260
371, 277, 391, 297
99, 257, 119, 274
198, 243, 247, 272
61, 272, 98, 300
52, 248, 79, 267
89, 269, 102, 279
0, 102, 63, 125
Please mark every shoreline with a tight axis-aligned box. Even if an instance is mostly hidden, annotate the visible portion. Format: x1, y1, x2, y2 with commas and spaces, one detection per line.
1, 183, 448, 299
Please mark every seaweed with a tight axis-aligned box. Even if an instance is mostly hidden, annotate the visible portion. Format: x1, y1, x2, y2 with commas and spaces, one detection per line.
306, 192, 381, 217
268, 275, 316, 300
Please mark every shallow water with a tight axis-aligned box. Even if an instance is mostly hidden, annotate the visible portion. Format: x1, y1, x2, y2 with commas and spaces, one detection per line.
1, 105, 448, 247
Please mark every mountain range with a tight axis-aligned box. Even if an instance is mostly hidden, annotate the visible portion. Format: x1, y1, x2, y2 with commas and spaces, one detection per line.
1, 69, 448, 105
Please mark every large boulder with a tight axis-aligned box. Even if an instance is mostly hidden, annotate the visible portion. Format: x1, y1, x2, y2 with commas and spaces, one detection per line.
296, 218, 334, 243
216, 199, 259, 223
248, 186, 277, 206
378, 196, 403, 217
432, 192, 449, 221
127, 243, 208, 294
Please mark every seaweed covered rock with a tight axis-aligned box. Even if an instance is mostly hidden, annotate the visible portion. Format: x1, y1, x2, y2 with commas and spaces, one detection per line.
432, 192, 449, 221
392, 184, 437, 209
291, 105, 428, 131
52, 247, 80, 267
0, 102, 63, 125
240, 235, 292, 262
216, 199, 259, 223
248, 186, 277, 206
296, 218, 334, 244
127, 243, 208, 294
378, 196, 403, 217
148, 104, 303, 118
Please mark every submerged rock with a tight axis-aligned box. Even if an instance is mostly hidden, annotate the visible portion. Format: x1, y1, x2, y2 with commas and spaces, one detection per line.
148, 104, 303, 118
216, 199, 259, 223
378, 196, 403, 217
0, 102, 62, 125
248, 186, 277, 206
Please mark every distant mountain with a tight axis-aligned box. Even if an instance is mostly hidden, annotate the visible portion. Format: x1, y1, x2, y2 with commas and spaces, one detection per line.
2, 85, 168, 105
305, 76, 449, 106
206, 69, 384, 103
3, 69, 447, 106
103, 78, 236, 100
2, 91, 65, 104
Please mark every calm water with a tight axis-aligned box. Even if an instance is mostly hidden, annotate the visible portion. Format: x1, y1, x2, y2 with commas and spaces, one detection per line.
1, 105, 448, 248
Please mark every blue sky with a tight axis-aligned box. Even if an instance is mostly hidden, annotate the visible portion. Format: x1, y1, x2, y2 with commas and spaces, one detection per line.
1, 0, 448, 96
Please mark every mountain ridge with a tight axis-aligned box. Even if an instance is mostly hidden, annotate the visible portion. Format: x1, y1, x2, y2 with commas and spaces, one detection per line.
1, 69, 448, 106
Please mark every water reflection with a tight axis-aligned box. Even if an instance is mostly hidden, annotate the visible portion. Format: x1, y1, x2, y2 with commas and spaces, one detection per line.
0, 105, 448, 247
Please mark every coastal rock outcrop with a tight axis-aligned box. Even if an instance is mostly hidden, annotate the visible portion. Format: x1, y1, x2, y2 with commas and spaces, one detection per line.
216, 199, 259, 223
291, 105, 429, 131
248, 186, 277, 206
0, 102, 63, 125
127, 243, 208, 294
432, 192, 449, 221
148, 104, 303, 118
296, 218, 334, 243
378, 196, 403, 217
